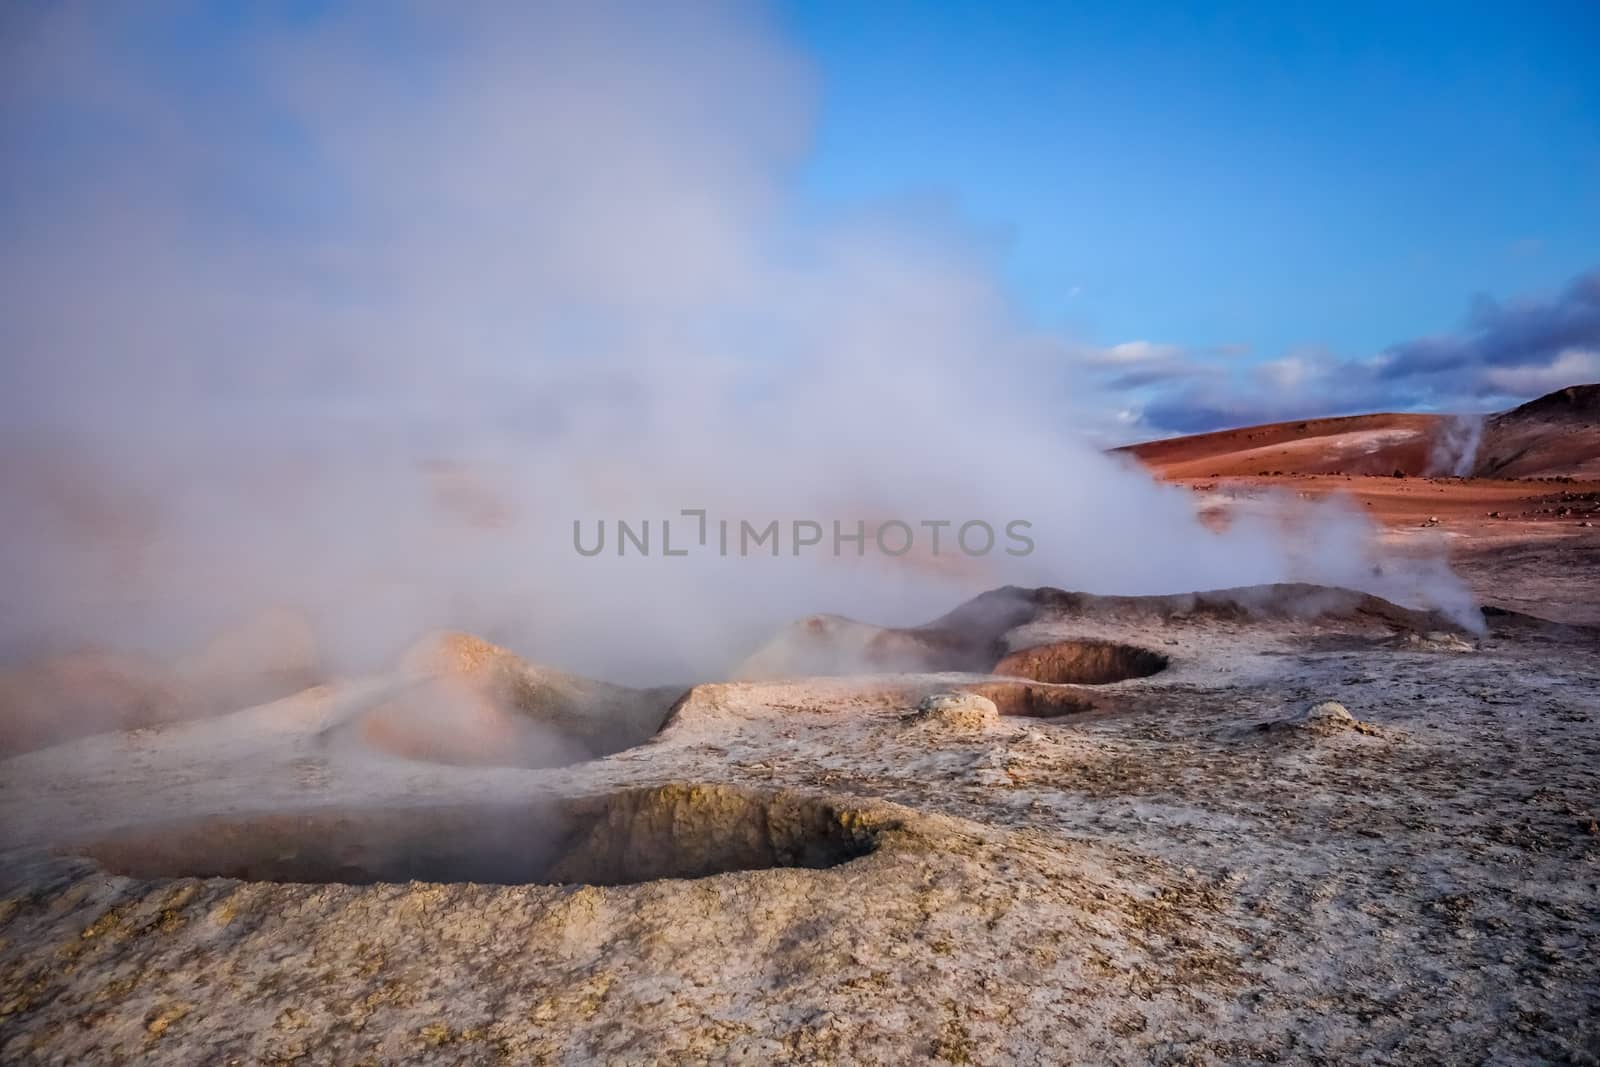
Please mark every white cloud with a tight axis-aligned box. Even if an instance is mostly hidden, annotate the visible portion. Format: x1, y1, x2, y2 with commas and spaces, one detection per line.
1097, 340, 1183, 364
1482, 349, 1600, 395
1256, 355, 1314, 391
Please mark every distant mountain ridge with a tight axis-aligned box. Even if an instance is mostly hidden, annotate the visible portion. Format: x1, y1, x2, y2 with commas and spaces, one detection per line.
1495, 383, 1600, 423
1118, 384, 1600, 480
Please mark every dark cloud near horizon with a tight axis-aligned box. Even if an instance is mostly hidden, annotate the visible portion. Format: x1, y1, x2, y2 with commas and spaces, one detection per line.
1105, 363, 1218, 392
1124, 266, 1600, 439
1379, 268, 1600, 383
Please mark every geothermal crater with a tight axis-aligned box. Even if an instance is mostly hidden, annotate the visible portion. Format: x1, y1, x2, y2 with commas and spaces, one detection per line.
75, 784, 885, 887
992, 639, 1170, 685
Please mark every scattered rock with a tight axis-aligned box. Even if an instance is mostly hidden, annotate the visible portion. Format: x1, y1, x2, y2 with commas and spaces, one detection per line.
1300, 700, 1381, 735
1252, 699, 1381, 737
958, 681, 1098, 718
1304, 701, 1356, 725
1402, 631, 1478, 653
905, 692, 999, 731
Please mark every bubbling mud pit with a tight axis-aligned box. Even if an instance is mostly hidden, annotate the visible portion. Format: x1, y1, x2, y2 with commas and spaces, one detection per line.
72, 785, 886, 887
991, 639, 1169, 686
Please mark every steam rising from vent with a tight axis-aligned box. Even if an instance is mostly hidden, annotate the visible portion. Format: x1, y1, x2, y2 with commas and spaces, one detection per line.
1428, 415, 1486, 477
0, 4, 1480, 691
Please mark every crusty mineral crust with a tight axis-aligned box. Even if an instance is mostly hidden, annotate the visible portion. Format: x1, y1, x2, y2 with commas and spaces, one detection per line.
2, 584, 1597, 1065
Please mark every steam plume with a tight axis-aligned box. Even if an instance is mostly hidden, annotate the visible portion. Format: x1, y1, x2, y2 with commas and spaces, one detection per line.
0, 3, 1478, 692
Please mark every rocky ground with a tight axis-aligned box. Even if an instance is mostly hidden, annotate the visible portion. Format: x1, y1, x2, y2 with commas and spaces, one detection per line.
1, 576, 1597, 1065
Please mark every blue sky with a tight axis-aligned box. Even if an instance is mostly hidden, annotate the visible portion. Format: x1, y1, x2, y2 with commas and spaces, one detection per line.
3, 1, 1598, 440
779, 0, 1600, 429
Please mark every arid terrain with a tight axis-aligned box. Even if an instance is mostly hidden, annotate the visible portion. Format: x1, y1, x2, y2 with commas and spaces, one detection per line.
1, 390, 1598, 1065
1117, 385, 1600, 627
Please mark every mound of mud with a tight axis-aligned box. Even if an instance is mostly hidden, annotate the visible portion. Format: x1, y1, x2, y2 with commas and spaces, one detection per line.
348, 676, 595, 769
735, 588, 1035, 679
733, 615, 938, 678
736, 582, 1463, 684
75, 785, 885, 887
345, 632, 681, 767
993, 640, 1168, 685
1025, 582, 1473, 634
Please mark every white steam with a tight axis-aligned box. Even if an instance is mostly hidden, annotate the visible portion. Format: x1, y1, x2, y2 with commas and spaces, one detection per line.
0, 3, 1479, 691
1427, 415, 1486, 477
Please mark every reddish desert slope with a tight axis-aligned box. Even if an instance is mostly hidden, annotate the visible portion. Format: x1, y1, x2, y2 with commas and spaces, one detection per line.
1117, 384, 1600, 625
1117, 411, 1444, 479
1118, 384, 1600, 480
